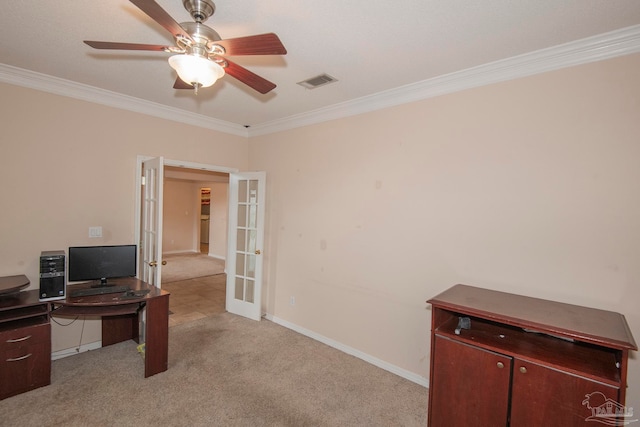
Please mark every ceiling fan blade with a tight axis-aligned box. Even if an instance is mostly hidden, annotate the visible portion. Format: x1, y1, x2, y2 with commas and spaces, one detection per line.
130, 0, 193, 42
84, 41, 170, 51
173, 77, 193, 89
224, 59, 277, 94
216, 33, 287, 56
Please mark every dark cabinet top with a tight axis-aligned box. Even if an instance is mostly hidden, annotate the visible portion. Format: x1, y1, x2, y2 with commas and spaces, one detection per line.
428, 284, 637, 351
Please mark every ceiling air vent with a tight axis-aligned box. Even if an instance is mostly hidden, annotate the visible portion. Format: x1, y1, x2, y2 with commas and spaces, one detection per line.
297, 74, 338, 89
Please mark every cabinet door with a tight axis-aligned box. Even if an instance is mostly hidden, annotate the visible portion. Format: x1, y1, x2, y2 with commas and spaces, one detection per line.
429, 335, 512, 427
510, 359, 619, 427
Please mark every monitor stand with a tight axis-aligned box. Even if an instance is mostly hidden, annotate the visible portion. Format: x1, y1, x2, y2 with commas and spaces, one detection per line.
90, 278, 116, 288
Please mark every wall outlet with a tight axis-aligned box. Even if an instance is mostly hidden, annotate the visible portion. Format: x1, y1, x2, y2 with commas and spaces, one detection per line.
89, 226, 102, 238
290, 296, 296, 306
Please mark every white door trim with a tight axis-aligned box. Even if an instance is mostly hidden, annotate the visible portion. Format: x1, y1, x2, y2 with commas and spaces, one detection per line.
134, 155, 239, 272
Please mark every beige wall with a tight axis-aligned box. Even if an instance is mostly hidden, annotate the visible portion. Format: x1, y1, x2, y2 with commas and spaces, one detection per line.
250, 53, 640, 403
1, 52, 639, 404
163, 179, 200, 253
208, 181, 229, 259
162, 180, 228, 257
0, 83, 246, 352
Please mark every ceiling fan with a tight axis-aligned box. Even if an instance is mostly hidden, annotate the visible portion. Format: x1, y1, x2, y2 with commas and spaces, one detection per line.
84, 0, 287, 94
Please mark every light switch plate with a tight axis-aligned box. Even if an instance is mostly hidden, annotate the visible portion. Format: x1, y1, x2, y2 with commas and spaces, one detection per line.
89, 226, 102, 238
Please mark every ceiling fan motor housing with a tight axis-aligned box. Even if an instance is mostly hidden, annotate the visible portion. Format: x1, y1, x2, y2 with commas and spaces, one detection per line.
179, 22, 223, 57
183, 0, 216, 23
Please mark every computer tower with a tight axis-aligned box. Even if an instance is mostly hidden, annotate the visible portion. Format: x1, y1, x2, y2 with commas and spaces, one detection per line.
39, 250, 66, 301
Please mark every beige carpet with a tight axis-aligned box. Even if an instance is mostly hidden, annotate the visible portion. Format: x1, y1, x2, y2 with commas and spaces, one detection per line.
0, 312, 428, 426
161, 252, 225, 283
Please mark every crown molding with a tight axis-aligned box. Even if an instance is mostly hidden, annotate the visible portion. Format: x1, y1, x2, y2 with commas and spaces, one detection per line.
1, 25, 639, 138
248, 24, 640, 137
0, 64, 248, 138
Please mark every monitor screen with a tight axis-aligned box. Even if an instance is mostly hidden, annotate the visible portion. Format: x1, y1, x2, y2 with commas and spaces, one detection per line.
68, 245, 137, 286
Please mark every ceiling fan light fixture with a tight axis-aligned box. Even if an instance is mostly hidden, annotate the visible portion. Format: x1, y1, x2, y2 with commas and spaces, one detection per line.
168, 54, 225, 88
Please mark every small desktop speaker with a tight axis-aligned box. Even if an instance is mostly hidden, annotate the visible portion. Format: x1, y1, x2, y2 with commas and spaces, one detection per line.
39, 250, 66, 301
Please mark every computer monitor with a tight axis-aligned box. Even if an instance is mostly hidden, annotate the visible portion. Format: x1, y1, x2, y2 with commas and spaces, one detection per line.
68, 244, 137, 287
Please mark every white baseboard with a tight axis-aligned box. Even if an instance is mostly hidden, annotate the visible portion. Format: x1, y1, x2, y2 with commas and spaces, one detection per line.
163, 250, 199, 255
264, 314, 429, 388
51, 341, 102, 360
163, 250, 226, 260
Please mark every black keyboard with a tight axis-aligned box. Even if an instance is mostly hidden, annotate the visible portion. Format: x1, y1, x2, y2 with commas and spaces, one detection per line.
70, 285, 130, 298
120, 289, 151, 300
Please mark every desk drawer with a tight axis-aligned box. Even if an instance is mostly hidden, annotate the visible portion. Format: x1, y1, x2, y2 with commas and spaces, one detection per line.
0, 322, 51, 399
0, 342, 51, 399
0, 322, 50, 347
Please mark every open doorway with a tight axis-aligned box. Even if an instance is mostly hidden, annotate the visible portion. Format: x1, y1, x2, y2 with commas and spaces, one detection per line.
162, 167, 229, 258
137, 157, 266, 323
200, 187, 210, 253
161, 166, 229, 326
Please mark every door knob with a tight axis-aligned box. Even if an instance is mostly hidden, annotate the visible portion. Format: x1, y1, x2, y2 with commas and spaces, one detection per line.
149, 260, 167, 267
519, 366, 527, 374
255, 249, 261, 255
496, 362, 504, 369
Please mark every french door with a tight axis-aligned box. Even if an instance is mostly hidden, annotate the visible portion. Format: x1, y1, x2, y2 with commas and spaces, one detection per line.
140, 156, 164, 287
225, 172, 266, 321
136, 157, 265, 321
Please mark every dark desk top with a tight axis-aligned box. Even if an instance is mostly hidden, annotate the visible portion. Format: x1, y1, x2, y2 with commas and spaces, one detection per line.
0, 274, 30, 296
57, 277, 168, 307
52, 278, 169, 316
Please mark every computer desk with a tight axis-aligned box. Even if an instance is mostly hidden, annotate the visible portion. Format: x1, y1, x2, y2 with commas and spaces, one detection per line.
50, 277, 170, 378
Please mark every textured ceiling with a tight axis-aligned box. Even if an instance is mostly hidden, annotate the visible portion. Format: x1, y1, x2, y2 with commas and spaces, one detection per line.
1, 0, 640, 133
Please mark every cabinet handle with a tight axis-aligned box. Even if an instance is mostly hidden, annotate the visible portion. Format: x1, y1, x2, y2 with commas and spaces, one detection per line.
496, 362, 504, 369
6, 335, 31, 343
7, 353, 32, 362
519, 366, 527, 374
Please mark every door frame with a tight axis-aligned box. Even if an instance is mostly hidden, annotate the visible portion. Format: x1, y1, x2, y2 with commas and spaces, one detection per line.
134, 155, 239, 284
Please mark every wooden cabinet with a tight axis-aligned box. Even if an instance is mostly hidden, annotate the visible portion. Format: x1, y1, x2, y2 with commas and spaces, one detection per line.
510, 356, 618, 426
427, 285, 637, 427
0, 289, 51, 400
430, 336, 512, 426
